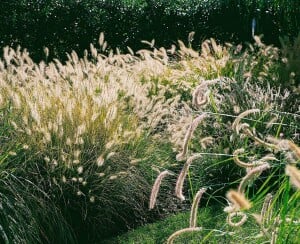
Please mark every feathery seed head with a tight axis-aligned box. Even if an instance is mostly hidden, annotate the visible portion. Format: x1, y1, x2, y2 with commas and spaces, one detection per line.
227, 211, 248, 227
77, 166, 83, 174
90, 196, 95, 203
232, 109, 260, 134
175, 154, 202, 201
285, 165, 300, 189
97, 154, 105, 166
190, 188, 207, 227
149, 170, 172, 209
238, 163, 270, 193
226, 190, 252, 210
167, 227, 202, 244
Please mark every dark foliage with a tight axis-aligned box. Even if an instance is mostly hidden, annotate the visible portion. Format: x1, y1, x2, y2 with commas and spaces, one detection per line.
0, 0, 299, 61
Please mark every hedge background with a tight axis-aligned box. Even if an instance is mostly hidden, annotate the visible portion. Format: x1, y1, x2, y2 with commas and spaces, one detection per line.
0, 0, 299, 61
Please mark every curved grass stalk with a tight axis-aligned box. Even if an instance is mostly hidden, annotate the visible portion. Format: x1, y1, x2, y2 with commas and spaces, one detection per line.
166, 227, 202, 244
227, 212, 248, 227
233, 148, 264, 168
175, 154, 202, 201
261, 193, 273, 227
243, 128, 278, 149
238, 163, 271, 193
189, 188, 207, 228
176, 113, 208, 161
192, 79, 219, 109
149, 170, 172, 209
232, 109, 260, 134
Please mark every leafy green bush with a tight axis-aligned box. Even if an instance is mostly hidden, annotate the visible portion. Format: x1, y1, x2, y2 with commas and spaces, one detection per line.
279, 33, 300, 87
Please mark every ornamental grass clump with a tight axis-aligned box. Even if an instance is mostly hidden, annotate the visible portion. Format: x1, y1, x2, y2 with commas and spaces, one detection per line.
148, 37, 299, 243
0, 34, 201, 241
1, 33, 299, 243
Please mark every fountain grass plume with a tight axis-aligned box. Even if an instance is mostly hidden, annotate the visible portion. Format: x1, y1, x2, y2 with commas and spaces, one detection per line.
261, 193, 273, 227
243, 127, 278, 149
232, 109, 260, 134
176, 114, 208, 161
192, 79, 221, 109
189, 188, 207, 228
149, 170, 172, 209
227, 211, 248, 227
166, 227, 202, 244
285, 165, 300, 189
238, 163, 271, 193
287, 141, 300, 159
226, 190, 252, 211
233, 148, 262, 168
175, 154, 202, 201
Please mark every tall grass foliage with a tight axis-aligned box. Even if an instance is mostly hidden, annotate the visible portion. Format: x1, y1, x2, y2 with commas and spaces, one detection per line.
0, 33, 299, 242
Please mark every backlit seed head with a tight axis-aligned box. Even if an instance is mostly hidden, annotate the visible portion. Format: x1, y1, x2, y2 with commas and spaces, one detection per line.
74, 150, 81, 158
226, 190, 252, 210
77, 166, 83, 174
9, 151, 17, 156
97, 155, 105, 166
23, 144, 29, 150
90, 196, 95, 203
106, 152, 116, 159
66, 138, 72, 146
285, 164, 300, 189
62, 176, 67, 183
109, 175, 118, 180
44, 157, 50, 163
